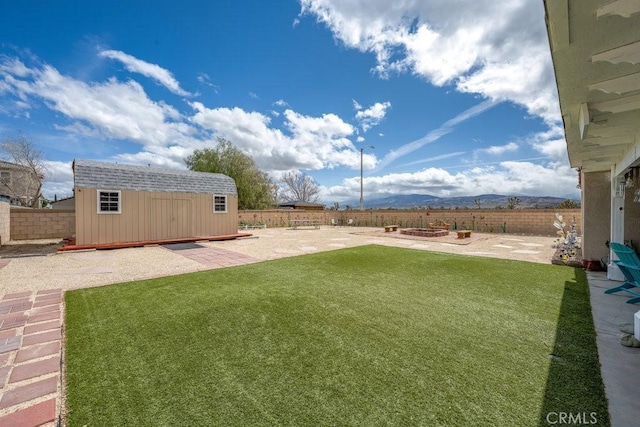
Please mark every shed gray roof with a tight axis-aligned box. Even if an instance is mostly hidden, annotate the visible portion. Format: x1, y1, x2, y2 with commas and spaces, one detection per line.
73, 159, 237, 195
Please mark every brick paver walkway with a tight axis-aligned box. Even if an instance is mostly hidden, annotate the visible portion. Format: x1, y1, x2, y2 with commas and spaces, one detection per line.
0, 289, 62, 427
166, 244, 261, 268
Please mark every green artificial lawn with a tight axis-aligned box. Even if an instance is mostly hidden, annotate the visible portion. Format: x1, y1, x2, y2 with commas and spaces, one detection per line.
64, 245, 609, 426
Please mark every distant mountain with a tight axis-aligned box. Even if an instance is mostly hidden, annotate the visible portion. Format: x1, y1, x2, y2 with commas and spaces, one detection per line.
341, 193, 579, 209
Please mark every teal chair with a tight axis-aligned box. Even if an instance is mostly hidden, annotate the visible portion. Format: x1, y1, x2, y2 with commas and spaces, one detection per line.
606, 242, 640, 304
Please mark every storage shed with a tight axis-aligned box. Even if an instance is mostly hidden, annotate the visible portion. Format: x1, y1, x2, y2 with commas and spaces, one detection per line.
72, 159, 238, 246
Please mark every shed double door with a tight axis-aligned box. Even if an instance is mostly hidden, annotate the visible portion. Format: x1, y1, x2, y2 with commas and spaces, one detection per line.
149, 198, 193, 240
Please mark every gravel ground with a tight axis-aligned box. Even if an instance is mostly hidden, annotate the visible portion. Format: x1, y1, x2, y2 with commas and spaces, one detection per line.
0, 227, 559, 294
0, 239, 64, 257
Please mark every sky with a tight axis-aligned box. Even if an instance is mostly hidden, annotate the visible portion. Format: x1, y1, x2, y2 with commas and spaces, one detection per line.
0, 0, 579, 206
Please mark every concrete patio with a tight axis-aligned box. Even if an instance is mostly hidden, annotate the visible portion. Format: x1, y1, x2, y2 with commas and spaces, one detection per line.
587, 271, 640, 427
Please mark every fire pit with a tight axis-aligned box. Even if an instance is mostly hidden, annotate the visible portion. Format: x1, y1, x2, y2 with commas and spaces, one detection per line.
400, 228, 449, 238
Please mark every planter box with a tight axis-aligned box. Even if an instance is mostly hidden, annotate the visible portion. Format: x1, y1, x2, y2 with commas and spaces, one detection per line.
582, 259, 604, 271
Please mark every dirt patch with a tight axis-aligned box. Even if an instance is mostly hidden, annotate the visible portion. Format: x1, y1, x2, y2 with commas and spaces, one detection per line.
0, 241, 64, 258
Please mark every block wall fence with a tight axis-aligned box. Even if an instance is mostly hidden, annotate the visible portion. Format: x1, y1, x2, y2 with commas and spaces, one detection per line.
240, 209, 582, 237
10, 209, 75, 240
0, 198, 9, 244
6, 208, 581, 242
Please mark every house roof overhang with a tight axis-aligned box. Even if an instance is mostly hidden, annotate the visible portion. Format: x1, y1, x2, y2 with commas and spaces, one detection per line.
544, 0, 640, 177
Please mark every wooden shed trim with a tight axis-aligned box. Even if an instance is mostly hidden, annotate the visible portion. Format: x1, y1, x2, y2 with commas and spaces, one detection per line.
59, 232, 252, 252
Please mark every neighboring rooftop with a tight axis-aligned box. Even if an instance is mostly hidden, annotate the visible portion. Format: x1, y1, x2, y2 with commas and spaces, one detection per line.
73, 159, 237, 195
0, 160, 26, 170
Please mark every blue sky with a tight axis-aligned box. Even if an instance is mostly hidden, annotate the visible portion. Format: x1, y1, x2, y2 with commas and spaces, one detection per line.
0, 0, 578, 205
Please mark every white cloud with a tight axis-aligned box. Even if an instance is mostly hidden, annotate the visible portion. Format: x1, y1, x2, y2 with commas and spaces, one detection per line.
354, 101, 391, 132
190, 102, 368, 171
470, 126, 569, 164
249, 92, 259, 99
352, 99, 363, 110
113, 149, 190, 169
41, 160, 74, 200
285, 109, 353, 138
274, 99, 289, 107
529, 125, 569, 162
1, 55, 381, 176
99, 49, 192, 97
53, 122, 104, 139
43, 160, 73, 182
0, 58, 33, 78
402, 151, 466, 167
0, 57, 206, 167
477, 142, 518, 156
456, 48, 560, 123
197, 73, 219, 93
15, 65, 195, 149
356, 136, 365, 143
322, 161, 579, 202
299, 0, 559, 123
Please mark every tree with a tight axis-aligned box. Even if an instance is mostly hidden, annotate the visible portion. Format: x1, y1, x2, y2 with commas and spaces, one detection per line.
0, 133, 46, 207
507, 196, 521, 209
185, 138, 275, 210
473, 198, 481, 209
557, 199, 579, 209
279, 171, 321, 203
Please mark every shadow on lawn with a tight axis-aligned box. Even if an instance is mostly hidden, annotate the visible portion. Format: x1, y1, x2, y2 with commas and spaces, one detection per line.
538, 267, 610, 426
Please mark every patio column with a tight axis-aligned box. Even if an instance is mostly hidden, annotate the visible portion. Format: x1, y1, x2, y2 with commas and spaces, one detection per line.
609, 168, 625, 280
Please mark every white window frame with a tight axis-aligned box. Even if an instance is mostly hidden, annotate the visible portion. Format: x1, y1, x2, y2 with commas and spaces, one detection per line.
97, 189, 121, 214
213, 194, 227, 213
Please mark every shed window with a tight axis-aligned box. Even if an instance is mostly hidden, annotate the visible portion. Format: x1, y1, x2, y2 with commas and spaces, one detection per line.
97, 190, 121, 214
213, 195, 227, 213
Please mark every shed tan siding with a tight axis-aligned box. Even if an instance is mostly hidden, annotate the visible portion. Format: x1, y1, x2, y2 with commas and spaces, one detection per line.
75, 188, 238, 245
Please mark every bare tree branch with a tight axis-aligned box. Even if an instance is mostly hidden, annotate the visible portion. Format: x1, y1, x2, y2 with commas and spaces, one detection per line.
280, 171, 320, 203
0, 133, 46, 207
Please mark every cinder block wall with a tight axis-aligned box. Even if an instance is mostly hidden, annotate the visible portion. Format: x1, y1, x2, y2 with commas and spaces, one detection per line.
0, 198, 9, 244
10, 209, 75, 240
239, 209, 582, 237
6, 207, 581, 241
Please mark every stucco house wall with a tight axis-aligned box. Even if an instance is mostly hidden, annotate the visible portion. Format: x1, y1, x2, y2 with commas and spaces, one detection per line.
0, 160, 42, 207
581, 171, 611, 263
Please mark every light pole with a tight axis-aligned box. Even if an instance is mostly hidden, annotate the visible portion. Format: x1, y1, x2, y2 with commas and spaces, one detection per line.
360, 145, 374, 210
